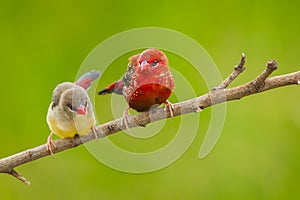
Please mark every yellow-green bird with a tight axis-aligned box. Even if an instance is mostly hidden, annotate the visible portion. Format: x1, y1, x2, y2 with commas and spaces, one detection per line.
46, 70, 100, 156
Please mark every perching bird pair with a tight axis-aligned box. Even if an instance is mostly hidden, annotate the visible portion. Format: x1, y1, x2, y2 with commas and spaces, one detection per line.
46, 49, 175, 157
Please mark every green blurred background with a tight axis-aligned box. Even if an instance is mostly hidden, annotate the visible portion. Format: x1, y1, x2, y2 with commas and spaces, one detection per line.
1, 0, 300, 199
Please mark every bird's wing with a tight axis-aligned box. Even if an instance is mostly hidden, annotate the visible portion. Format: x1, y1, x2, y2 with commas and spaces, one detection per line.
98, 54, 139, 95
122, 54, 140, 87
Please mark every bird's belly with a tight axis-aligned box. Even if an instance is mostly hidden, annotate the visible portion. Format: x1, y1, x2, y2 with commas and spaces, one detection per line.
128, 83, 172, 112
47, 107, 95, 138
47, 115, 77, 138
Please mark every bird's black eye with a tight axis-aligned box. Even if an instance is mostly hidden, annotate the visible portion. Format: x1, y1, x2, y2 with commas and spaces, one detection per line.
150, 59, 159, 67
67, 103, 73, 111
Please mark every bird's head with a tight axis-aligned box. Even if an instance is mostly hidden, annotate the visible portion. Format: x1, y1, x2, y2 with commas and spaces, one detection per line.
61, 87, 89, 116
137, 49, 169, 73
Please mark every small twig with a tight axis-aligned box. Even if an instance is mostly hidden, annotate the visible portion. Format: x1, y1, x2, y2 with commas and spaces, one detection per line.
253, 60, 278, 89
215, 53, 246, 89
0, 56, 299, 185
9, 169, 30, 186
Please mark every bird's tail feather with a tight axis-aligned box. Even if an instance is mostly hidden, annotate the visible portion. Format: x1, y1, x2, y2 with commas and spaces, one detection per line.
75, 70, 100, 90
98, 80, 123, 95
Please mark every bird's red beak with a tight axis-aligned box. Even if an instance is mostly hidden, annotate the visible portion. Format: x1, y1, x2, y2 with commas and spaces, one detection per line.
140, 60, 150, 73
76, 105, 86, 115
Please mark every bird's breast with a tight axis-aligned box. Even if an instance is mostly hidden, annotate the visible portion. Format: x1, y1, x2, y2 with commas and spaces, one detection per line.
122, 68, 174, 112
126, 84, 172, 112
46, 104, 95, 138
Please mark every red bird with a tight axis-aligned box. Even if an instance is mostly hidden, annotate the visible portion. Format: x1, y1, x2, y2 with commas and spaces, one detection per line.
98, 48, 175, 129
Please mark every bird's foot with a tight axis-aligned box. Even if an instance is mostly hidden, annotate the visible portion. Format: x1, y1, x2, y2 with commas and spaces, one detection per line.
164, 100, 174, 118
47, 132, 56, 158
121, 107, 132, 133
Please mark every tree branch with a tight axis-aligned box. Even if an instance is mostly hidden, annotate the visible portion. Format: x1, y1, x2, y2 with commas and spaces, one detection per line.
1, 55, 299, 185
215, 53, 246, 89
